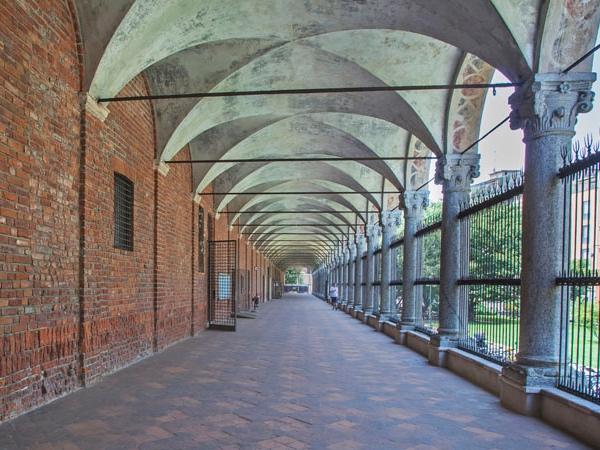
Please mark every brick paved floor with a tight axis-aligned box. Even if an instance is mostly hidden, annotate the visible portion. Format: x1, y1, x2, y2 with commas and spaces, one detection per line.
0, 294, 590, 449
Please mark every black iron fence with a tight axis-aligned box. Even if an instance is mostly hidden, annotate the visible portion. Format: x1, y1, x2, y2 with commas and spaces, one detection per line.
558, 138, 600, 404
415, 207, 442, 334
361, 254, 367, 303
457, 174, 523, 364
391, 238, 404, 317
373, 246, 382, 312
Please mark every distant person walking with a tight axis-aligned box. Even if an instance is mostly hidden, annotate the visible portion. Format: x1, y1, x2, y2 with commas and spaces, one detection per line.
329, 284, 339, 310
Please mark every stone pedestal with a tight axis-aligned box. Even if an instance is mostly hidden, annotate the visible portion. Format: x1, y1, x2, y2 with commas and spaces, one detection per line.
428, 334, 455, 367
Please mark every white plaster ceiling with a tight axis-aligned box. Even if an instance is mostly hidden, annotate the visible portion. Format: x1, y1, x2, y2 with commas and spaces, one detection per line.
74, 0, 600, 268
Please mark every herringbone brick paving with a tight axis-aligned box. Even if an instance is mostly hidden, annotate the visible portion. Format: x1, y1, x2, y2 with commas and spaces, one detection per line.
0, 294, 589, 449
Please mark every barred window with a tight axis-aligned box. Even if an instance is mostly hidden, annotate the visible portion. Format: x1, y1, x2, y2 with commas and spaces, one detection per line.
198, 206, 205, 272
114, 173, 134, 251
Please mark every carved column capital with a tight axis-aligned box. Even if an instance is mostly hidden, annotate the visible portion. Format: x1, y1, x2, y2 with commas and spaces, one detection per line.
435, 153, 480, 193
348, 241, 357, 259
380, 210, 402, 234
366, 220, 381, 240
343, 245, 351, 262
401, 191, 429, 220
509, 72, 595, 141
355, 232, 366, 251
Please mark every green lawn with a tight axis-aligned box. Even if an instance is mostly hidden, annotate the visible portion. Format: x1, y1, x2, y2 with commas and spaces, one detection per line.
417, 316, 599, 369
465, 318, 599, 369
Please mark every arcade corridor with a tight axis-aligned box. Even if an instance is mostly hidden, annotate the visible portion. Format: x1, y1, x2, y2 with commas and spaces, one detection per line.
0, 294, 586, 450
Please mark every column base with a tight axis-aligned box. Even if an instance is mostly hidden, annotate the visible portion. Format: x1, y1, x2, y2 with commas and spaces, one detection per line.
428, 334, 458, 367
499, 362, 558, 416
396, 323, 415, 345
378, 314, 392, 325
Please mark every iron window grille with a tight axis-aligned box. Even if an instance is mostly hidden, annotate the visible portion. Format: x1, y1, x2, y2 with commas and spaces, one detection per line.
113, 173, 134, 251
198, 207, 205, 272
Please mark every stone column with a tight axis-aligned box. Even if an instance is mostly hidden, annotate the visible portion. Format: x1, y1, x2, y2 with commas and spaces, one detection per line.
338, 246, 344, 303
363, 221, 379, 315
429, 153, 480, 366
347, 242, 356, 310
398, 191, 429, 342
331, 252, 340, 297
500, 72, 595, 415
327, 261, 332, 292
342, 246, 349, 304
333, 256, 338, 288
354, 233, 366, 311
379, 210, 402, 322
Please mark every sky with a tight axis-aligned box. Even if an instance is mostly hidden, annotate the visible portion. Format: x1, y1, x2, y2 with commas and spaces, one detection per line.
428, 38, 600, 202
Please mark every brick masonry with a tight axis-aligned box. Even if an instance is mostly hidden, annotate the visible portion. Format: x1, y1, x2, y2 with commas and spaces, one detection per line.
0, 0, 283, 422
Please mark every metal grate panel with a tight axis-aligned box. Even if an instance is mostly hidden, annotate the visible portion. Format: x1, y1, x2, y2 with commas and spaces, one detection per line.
208, 240, 237, 330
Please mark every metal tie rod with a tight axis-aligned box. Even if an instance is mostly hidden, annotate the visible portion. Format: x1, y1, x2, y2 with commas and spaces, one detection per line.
199, 191, 400, 196
226, 210, 359, 214
249, 239, 340, 242
235, 223, 350, 227
97, 82, 520, 103
241, 232, 347, 235
166, 156, 436, 164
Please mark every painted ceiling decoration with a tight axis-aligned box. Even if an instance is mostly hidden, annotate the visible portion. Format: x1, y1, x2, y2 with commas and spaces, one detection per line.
73, 0, 600, 268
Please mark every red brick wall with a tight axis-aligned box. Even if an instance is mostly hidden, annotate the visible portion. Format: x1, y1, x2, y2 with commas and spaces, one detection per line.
0, 0, 278, 423
80, 74, 156, 383
155, 147, 194, 349
0, 0, 82, 420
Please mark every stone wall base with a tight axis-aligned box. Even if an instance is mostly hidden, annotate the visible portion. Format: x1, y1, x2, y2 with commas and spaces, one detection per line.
446, 349, 501, 395
540, 388, 600, 448
381, 321, 398, 340
366, 314, 381, 330
405, 331, 430, 357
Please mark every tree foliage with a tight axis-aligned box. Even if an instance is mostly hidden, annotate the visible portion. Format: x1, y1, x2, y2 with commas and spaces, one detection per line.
285, 269, 299, 284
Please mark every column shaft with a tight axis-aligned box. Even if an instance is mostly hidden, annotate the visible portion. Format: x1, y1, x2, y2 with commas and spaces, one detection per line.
364, 224, 378, 314
354, 235, 365, 309
379, 211, 401, 320
400, 191, 428, 329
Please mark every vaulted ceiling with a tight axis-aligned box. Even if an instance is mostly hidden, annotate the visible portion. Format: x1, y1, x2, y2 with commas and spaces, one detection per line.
74, 0, 600, 269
